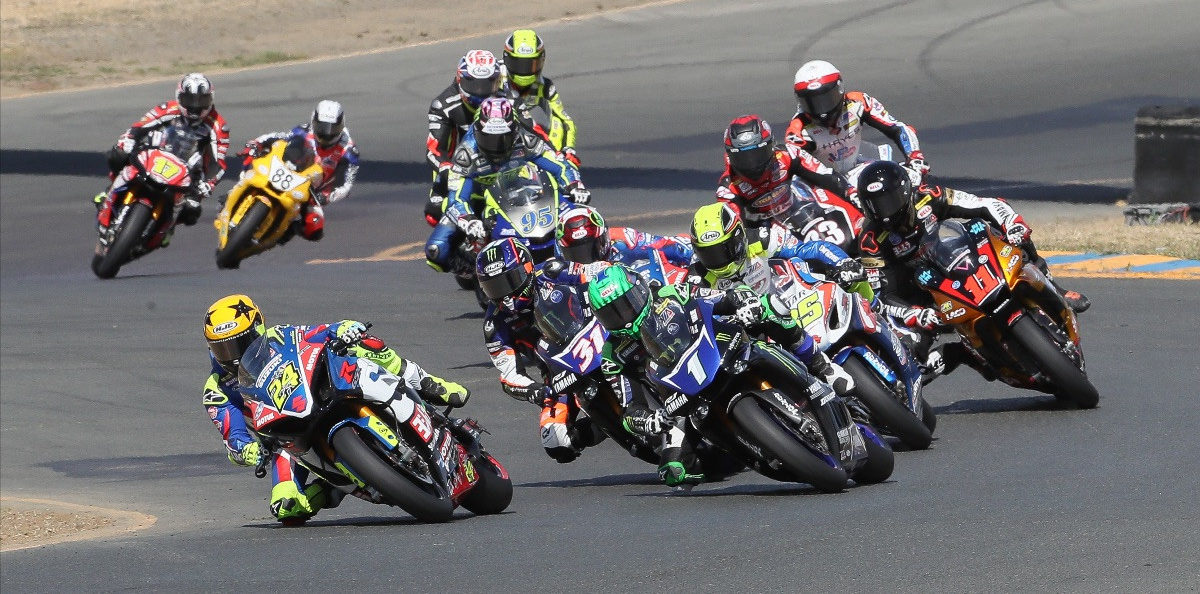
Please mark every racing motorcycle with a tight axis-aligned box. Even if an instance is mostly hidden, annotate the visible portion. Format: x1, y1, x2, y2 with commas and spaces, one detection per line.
769, 257, 934, 449
214, 137, 323, 269
533, 281, 659, 464
639, 287, 894, 492
914, 219, 1099, 408
91, 124, 204, 279
782, 191, 865, 255
238, 325, 513, 522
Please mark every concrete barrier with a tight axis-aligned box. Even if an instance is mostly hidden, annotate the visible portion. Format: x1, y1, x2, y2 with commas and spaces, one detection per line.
1132, 105, 1200, 203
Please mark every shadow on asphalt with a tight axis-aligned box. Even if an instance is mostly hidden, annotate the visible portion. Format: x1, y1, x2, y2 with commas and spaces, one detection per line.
40, 452, 235, 480
517, 472, 660, 488
933, 395, 1080, 415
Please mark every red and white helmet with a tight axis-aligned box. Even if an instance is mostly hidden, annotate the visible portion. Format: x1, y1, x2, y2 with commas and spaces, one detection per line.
556, 205, 610, 264
793, 60, 844, 126
457, 50, 502, 109
176, 73, 213, 123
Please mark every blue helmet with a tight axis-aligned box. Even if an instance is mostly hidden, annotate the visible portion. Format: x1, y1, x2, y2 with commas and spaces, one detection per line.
476, 238, 535, 309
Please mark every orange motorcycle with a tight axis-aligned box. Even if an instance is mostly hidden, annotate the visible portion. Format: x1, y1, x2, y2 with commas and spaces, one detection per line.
913, 219, 1098, 408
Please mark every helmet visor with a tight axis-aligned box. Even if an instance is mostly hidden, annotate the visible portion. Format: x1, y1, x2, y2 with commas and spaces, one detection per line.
506, 54, 544, 77
694, 232, 746, 275
798, 84, 842, 119
727, 145, 771, 178
312, 119, 343, 147
593, 281, 650, 332
479, 265, 529, 301
460, 75, 501, 102
477, 129, 516, 161
178, 91, 212, 118
208, 331, 258, 372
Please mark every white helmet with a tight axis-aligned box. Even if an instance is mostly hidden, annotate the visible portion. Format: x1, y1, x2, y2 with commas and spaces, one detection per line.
793, 60, 844, 126
176, 73, 213, 122
311, 100, 345, 148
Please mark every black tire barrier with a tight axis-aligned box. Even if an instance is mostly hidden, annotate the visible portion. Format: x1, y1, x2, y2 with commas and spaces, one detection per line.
1132, 105, 1200, 203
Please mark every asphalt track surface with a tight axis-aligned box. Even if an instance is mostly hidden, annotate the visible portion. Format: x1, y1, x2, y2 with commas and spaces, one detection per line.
2, 0, 1198, 591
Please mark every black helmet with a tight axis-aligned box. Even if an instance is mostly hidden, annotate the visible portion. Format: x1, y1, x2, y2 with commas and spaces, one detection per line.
858, 161, 917, 234
476, 238, 535, 309
474, 97, 518, 164
724, 115, 774, 180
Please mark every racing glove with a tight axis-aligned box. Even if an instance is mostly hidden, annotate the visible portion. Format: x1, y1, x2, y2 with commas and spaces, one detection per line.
1005, 218, 1031, 246
506, 384, 553, 406
906, 150, 930, 179
565, 181, 591, 205
335, 320, 367, 346
901, 306, 941, 330
229, 441, 261, 467
835, 259, 867, 285
460, 216, 486, 241
624, 408, 671, 437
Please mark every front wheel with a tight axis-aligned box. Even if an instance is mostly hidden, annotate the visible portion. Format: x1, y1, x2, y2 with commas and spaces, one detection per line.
330, 425, 454, 522
841, 356, 932, 450
216, 201, 270, 269
1011, 314, 1099, 408
851, 423, 894, 485
729, 396, 848, 492
458, 452, 513, 515
92, 202, 152, 279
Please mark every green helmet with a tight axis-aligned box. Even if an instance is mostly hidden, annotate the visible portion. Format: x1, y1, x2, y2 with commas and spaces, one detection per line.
504, 29, 545, 89
587, 264, 651, 335
690, 202, 747, 279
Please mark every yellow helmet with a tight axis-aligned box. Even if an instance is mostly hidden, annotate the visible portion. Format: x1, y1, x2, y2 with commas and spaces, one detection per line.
690, 202, 747, 279
204, 294, 265, 374
504, 29, 545, 89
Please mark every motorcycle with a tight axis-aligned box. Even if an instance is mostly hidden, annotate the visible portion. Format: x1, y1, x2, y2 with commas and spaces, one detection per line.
91, 124, 204, 279
781, 191, 865, 255
639, 288, 894, 492
533, 281, 659, 464
237, 325, 513, 522
769, 257, 935, 449
914, 219, 1099, 408
214, 137, 323, 269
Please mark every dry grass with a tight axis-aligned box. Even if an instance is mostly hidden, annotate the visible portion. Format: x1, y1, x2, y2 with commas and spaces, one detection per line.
1034, 217, 1200, 259
0, 0, 661, 97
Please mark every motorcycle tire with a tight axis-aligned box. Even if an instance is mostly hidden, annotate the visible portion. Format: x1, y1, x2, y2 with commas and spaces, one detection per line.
921, 400, 937, 432
851, 424, 895, 485
1011, 315, 1099, 409
580, 394, 659, 465
92, 202, 152, 279
458, 452, 513, 515
841, 356, 933, 450
215, 201, 269, 270
330, 425, 454, 522
729, 396, 848, 493
454, 273, 476, 291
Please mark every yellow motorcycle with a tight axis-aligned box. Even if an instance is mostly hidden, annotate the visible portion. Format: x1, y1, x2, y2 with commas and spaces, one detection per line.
214, 137, 322, 269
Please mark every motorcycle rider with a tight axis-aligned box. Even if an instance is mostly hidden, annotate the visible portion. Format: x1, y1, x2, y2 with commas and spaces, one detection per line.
202, 294, 470, 524
555, 205, 693, 276
239, 100, 359, 242
855, 161, 1090, 380
425, 50, 508, 225
688, 202, 872, 302
474, 239, 605, 463
586, 264, 852, 489
94, 73, 229, 244
501, 29, 580, 167
716, 114, 856, 232
425, 96, 590, 274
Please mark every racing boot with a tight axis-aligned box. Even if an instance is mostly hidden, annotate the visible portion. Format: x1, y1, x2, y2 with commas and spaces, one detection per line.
270, 481, 317, 526
658, 425, 704, 492
93, 192, 107, 212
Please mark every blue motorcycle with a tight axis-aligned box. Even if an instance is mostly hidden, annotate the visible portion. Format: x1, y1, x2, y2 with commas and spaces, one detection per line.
639, 288, 894, 492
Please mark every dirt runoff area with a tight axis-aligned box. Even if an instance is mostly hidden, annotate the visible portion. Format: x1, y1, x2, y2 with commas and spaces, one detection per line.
0, 0, 678, 98
0, 498, 156, 552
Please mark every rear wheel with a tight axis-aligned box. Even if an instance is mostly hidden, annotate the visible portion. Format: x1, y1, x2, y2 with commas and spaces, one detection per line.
92, 202, 152, 279
216, 201, 270, 269
458, 453, 513, 515
729, 396, 848, 492
841, 356, 932, 450
1011, 315, 1099, 408
330, 425, 454, 522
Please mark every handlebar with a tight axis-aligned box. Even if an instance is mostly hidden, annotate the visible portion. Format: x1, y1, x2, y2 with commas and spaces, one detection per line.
327, 321, 373, 355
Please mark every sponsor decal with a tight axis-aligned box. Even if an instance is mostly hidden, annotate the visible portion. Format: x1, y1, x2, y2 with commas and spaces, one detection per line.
866, 181, 884, 193
948, 308, 967, 319
213, 321, 239, 334
700, 230, 721, 243
571, 228, 588, 239
999, 245, 1012, 258
202, 389, 229, 406
917, 204, 933, 219
480, 118, 512, 135
940, 301, 953, 312
664, 392, 689, 414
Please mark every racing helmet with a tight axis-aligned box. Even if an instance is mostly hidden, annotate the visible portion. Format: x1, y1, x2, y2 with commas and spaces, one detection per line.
690, 202, 747, 279
204, 294, 265, 375
476, 238, 535, 309
176, 73, 214, 123
724, 115, 775, 180
310, 100, 345, 148
457, 50, 503, 109
793, 60, 845, 126
504, 29, 545, 89
858, 160, 918, 234
473, 97, 518, 163
587, 264, 652, 336
557, 205, 610, 264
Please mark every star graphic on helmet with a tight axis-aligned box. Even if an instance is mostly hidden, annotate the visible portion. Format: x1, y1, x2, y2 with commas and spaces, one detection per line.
228, 299, 256, 321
